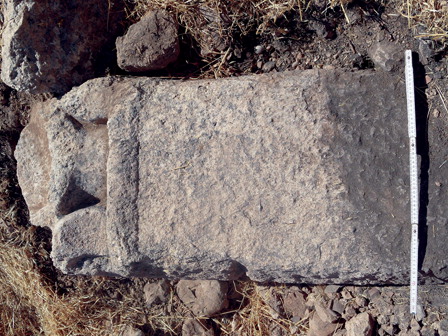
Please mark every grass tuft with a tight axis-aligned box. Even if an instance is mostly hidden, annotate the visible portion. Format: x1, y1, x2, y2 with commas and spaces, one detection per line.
399, 0, 448, 41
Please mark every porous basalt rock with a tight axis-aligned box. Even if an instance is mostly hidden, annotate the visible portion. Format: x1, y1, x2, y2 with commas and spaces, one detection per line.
1, 0, 123, 94
15, 70, 448, 283
116, 10, 179, 72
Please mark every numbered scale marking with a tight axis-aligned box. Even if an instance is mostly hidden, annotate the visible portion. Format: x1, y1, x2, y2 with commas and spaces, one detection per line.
405, 50, 419, 316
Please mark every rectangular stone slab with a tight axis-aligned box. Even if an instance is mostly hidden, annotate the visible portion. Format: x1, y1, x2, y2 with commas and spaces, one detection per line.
15, 70, 447, 284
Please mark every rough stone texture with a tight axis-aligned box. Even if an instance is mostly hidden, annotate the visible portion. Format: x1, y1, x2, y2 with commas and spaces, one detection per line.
315, 302, 340, 323
116, 10, 179, 72
1, 0, 123, 94
308, 311, 340, 336
368, 41, 403, 72
182, 319, 215, 336
177, 280, 228, 316
345, 312, 374, 336
15, 69, 448, 283
143, 280, 170, 306
283, 289, 307, 320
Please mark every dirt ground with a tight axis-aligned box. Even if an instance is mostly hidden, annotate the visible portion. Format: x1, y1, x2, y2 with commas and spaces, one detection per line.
0, 0, 447, 335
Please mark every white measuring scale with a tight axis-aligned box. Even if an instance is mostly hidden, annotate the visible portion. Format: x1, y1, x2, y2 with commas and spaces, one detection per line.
405, 50, 419, 316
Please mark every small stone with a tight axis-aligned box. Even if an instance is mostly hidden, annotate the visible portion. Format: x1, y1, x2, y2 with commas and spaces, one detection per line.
427, 88, 438, 98
256, 60, 264, 69
308, 20, 327, 38
334, 330, 347, 336
420, 325, 434, 336
368, 41, 403, 72
415, 304, 426, 322
233, 48, 242, 59
381, 324, 398, 335
143, 280, 170, 306
410, 318, 421, 331
116, 10, 179, 72
283, 289, 307, 320
345, 7, 362, 24
346, 312, 374, 336
426, 312, 439, 325
315, 302, 340, 323
306, 293, 318, 307
308, 311, 339, 336
254, 45, 265, 54
383, 291, 395, 298
367, 288, 381, 299
418, 39, 434, 65
177, 280, 228, 317
343, 305, 357, 321
121, 325, 144, 336
433, 109, 440, 118
439, 319, 448, 331
355, 296, 368, 308
331, 299, 345, 315
341, 289, 354, 300
389, 314, 399, 325
377, 314, 389, 326
182, 318, 214, 336
425, 75, 433, 84
262, 61, 276, 72
324, 285, 341, 295
406, 330, 423, 336
270, 324, 286, 336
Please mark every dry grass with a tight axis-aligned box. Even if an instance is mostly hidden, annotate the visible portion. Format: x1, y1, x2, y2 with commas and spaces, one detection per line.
216, 282, 308, 335
0, 212, 142, 335
125, 0, 322, 78
124, 0, 447, 79
399, 0, 448, 41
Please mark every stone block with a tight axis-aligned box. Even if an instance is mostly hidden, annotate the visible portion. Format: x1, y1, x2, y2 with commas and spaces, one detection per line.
14, 70, 448, 283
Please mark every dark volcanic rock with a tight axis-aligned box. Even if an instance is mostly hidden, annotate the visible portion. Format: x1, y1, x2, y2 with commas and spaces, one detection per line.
116, 10, 179, 72
1, 0, 123, 94
14, 70, 448, 283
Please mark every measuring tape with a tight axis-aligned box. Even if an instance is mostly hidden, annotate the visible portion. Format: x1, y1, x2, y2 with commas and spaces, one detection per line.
405, 50, 419, 315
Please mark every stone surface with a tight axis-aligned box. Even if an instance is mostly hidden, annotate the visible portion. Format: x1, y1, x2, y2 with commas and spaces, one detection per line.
144, 280, 170, 306
315, 302, 340, 323
1, 0, 123, 94
283, 289, 307, 320
182, 318, 214, 336
324, 285, 341, 295
116, 10, 179, 72
368, 41, 403, 72
345, 312, 374, 336
308, 311, 340, 336
331, 299, 345, 316
177, 280, 228, 316
15, 69, 448, 283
